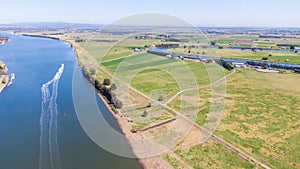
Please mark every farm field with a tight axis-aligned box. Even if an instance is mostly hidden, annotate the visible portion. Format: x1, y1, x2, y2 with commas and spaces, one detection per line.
216, 68, 300, 169
45, 30, 300, 169
164, 139, 256, 169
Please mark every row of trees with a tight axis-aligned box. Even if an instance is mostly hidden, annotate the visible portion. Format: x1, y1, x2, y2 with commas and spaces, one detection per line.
216, 59, 234, 71
95, 78, 123, 109
81, 66, 123, 109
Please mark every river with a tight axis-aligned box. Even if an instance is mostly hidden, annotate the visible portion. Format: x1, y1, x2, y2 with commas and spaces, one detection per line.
0, 33, 142, 169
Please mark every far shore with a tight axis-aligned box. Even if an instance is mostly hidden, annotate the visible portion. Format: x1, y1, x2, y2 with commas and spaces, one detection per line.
0, 63, 8, 94
0, 77, 8, 94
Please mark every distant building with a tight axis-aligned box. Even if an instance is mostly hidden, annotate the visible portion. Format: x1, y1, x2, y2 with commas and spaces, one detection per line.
231, 62, 246, 68
135, 35, 151, 39
259, 35, 296, 39
134, 48, 141, 52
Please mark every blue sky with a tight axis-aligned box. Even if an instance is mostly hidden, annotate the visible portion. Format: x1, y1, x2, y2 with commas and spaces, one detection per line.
1, 0, 300, 27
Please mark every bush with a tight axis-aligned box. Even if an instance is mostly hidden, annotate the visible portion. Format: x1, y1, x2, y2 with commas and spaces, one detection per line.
89, 67, 96, 75
114, 99, 123, 109
141, 111, 148, 117
263, 64, 269, 69
110, 83, 117, 90
158, 95, 164, 101
216, 59, 234, 71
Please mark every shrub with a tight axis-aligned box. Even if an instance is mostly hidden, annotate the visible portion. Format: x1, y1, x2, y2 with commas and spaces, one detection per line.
263, 64, 269, 69
141, 111, 148, 117
216, 59, 234, 71
114, 99, 123, 109
158, 95, 164, 101
110, 83, 117, 90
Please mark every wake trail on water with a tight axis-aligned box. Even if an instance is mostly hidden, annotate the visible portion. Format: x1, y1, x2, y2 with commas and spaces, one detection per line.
39, 64, 64, 169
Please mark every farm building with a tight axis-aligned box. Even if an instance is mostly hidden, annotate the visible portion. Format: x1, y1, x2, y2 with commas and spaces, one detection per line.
231, 62, 246, 68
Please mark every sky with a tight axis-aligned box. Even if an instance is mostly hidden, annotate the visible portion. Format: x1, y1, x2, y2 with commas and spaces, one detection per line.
1, 0, 300, 27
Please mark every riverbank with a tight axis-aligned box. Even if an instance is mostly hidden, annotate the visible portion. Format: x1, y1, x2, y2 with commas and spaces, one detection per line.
0, 76, 8, 94
63, 39, 170, 169
21, 34, 60, 40
0, 61, 8, 94
94, 86, 171, 169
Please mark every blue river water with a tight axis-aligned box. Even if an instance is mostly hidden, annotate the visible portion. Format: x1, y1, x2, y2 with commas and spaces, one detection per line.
0, 33, 142, 169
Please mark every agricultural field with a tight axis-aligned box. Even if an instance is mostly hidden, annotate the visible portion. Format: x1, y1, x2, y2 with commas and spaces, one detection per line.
56, 30, 300, 169
216, 68, 300, 169
164, 139, 256, 169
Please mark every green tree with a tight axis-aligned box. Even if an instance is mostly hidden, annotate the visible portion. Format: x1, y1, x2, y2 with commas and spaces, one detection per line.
216, 59, 234, 71
103, 78, 111, 86
263, 64, 269, 69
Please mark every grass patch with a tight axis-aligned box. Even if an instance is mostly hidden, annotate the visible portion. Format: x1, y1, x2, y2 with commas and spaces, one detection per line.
174, 140, 255, 169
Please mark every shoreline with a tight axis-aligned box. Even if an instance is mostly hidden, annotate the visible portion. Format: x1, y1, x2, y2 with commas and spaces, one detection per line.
0, 77, 8, 94
0, 64, 9, 94
94, 84, 171, 169
63, 38, 170, 168
21, 34, 60, 40
78, 56, 171, 169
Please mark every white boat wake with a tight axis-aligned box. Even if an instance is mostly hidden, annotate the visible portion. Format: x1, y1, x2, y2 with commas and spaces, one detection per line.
39, 64, 64, 169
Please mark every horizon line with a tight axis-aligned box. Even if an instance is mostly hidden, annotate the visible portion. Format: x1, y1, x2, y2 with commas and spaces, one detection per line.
1, 21, 300, 28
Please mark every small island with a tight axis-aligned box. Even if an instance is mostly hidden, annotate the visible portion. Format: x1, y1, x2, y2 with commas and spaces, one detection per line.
0, 61, 8, 93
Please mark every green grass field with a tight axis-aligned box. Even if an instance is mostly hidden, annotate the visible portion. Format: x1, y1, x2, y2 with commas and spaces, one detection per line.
65, 31, 300, 169
216, 69, 300, 169
164, 140, 255, 169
